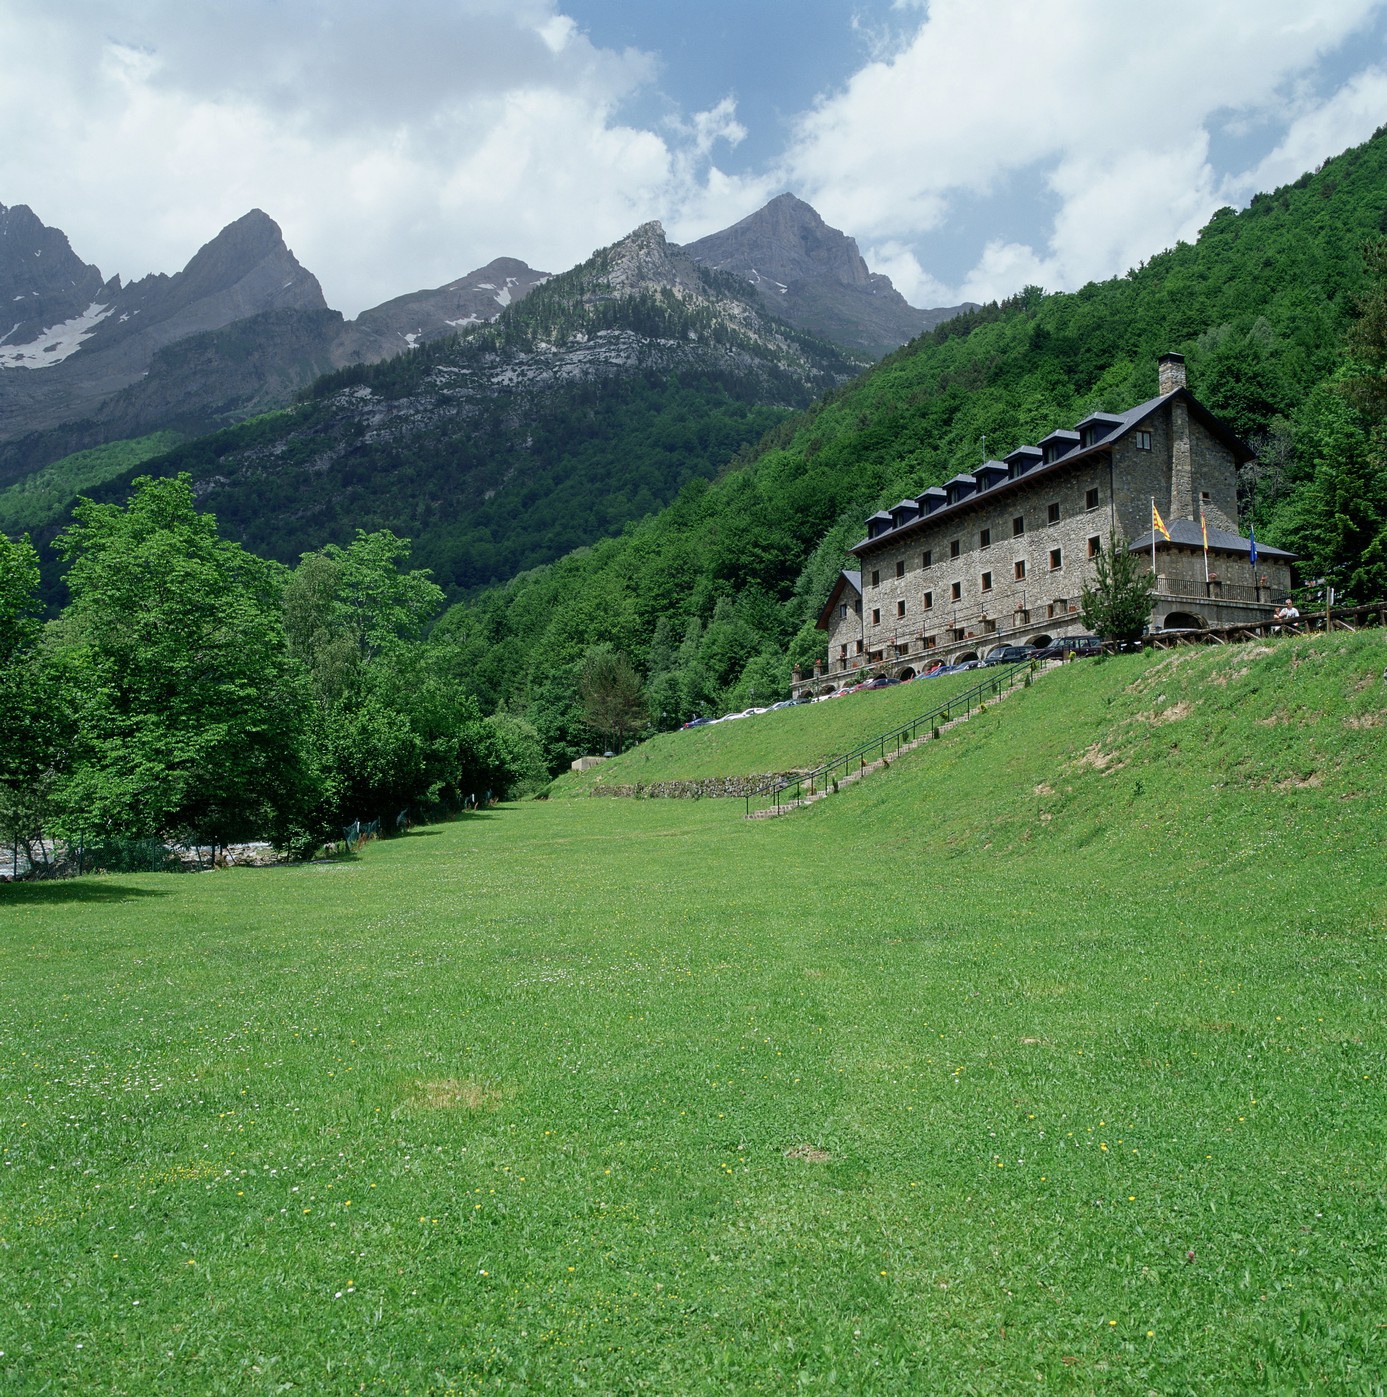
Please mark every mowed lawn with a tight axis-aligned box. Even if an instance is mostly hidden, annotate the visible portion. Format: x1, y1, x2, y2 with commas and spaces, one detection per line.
2, 636, 1384, 1393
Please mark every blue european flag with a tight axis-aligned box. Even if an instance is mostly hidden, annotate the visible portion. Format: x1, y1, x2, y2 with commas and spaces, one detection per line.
1248, 525, 1258, 568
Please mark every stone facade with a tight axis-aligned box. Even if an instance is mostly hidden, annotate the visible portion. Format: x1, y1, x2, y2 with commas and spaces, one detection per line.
814, 570, 864, 684
800, 355, 1294, 695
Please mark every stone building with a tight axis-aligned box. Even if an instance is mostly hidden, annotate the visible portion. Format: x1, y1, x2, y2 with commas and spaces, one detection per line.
796, 354, 1294, 695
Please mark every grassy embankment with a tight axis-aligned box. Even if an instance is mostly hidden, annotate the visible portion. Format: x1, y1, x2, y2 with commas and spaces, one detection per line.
1, 633, 1384, 1392
553, 667, 1013, 792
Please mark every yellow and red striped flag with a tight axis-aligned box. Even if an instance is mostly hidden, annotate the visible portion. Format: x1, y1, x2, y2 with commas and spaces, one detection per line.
1152, 502, 1171, 541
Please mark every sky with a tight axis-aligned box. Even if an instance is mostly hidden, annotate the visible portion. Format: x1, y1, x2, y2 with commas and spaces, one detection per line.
3, 1, 1387, 318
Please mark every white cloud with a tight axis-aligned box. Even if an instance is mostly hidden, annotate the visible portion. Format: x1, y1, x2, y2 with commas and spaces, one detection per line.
2, 0, 1385, 322
1228, 64, 1387, 198
0, 0, 742, 315
781, 0, 1387, 302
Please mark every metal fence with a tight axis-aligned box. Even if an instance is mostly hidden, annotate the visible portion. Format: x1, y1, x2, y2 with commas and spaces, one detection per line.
745, 661, 1037, 817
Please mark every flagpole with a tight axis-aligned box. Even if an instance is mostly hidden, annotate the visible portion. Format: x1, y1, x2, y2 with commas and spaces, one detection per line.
1201, 512, 1210, 586
1150, 496, 1156, 580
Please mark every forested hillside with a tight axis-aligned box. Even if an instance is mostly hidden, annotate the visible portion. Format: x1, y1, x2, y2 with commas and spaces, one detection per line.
431, 129, 1387, 767
33, 224, 861, 598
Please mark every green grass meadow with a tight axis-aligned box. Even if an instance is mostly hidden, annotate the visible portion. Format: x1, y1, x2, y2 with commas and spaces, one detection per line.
553, 669, 1003, 792
2, 635, 1385, 1392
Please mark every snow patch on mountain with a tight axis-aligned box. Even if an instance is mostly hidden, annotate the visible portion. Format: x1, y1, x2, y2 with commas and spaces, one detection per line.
0, 301, 112, 367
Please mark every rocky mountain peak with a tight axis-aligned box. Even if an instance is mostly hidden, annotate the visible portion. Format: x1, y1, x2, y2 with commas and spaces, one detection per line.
682, 194, 973, 356
155, 208, 326, 313
603, 220, 701, 296
0, 202, 107, 346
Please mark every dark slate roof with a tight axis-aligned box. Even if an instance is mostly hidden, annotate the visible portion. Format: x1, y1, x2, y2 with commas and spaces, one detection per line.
1127, 518, 1295, 559
849, 386, 1255, 556
815, 569, 863, 630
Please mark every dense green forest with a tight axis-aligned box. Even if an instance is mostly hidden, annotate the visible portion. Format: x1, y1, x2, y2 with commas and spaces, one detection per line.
1, 484, 548, 865
0, 431, 182, 536
425, 129, 1387, 766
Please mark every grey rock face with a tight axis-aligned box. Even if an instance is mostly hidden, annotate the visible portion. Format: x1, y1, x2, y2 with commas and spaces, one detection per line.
683, 193, 973, 356
0, 208, 329, 443
346, 257, 550, 360
0, 202, 555, 479
0, 203, 109, 353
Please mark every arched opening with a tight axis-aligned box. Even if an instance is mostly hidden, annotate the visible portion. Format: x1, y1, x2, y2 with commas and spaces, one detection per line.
899, 666, 916, 681
1162, 610, 1205, 631
1027, 634, 1053, 649
816, 684, 837, 698
956, 651, 980, 664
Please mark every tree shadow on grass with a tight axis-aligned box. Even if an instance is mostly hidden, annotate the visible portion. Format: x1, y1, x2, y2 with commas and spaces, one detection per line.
0, 881, 170, 905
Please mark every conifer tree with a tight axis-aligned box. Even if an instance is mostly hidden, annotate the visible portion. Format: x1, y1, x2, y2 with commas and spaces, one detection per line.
1080, 535, 1153, 644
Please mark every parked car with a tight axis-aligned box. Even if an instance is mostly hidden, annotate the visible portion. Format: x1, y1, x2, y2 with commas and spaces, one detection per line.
1031, 635, 1102, 661
861, 676, 901, 689
770, 699, 797, 711
682, 716, 713, 728
983, 645, 1038, 666
955, 659, 984, 671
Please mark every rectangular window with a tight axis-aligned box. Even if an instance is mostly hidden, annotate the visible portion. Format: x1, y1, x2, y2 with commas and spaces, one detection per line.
898, 640, 909, 654
1050, 547, 1063, 571
1087, 535, 1101, 559
871, 607, 881, 625
1014, 560, 1027, 581
896, 600, 906, 618
1136, 430, 1152, 451
1013, 516, 1025, 537
922, 590, 933, 610
921, 549, 933, 568
839, 602, 848, 618
981, 571, 993, 592
950, 580, 962, 602
923, 635, 937, 649
870, 569, 880, 587
856, 639, 863, 654
979, 527, 991, 548
1085, 487, 1100, 510
1047, 501, 1061, 525
895, 559, 906, 579
949, 538, 961, 559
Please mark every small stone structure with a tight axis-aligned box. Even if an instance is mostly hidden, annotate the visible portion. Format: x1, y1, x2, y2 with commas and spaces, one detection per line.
589, 773, 809, 799
570, 755, 608, 773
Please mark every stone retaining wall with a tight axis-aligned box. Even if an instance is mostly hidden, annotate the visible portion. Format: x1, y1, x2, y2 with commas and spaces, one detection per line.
589, 772, 806, 799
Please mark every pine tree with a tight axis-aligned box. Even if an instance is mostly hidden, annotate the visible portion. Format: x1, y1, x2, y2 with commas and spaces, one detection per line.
1080, 535, 1154, 644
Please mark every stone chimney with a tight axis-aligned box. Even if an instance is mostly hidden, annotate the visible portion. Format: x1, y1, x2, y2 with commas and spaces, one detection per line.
1158, 352, 1187, 395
